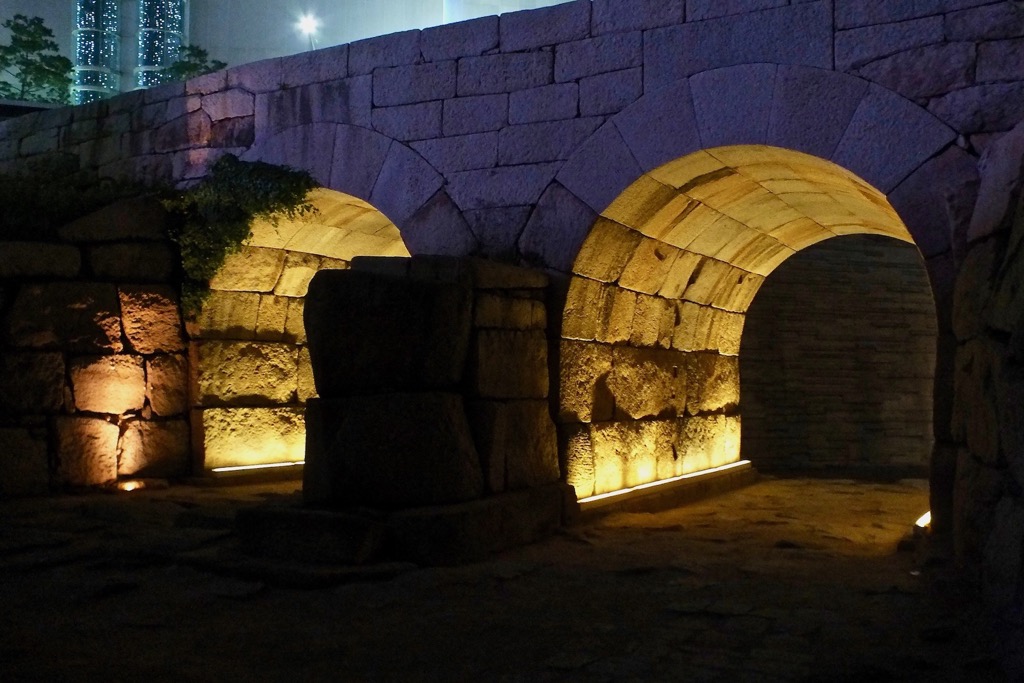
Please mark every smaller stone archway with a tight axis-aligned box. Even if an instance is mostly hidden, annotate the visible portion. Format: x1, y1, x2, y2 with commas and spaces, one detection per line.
558, 144, 928, 500
189, 187, 408, 472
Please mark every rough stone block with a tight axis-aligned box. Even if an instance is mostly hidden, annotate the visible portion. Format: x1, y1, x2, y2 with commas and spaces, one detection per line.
555, 32, 643, 82
608, 346, 686, 419
280, 44, 348, 86
945, 3, 1024, 41
201, 407, 305, 469
468, 258, 549, 289
978, 38, 1024, 83
498, 117, 603, 165
676, 414, 741, 474
369, 140, 445, 224
422, 15, 498, 61
185, 69, 227, 96
559, 340, 615, 422
857, 42, 975, 101
273, 252, 322, 298
0, 353, 65, 414
558, 121, 644, 214
297, 348, 317, 402
470, 330, 549, 399
469, 400, 560, 492
969, 121, 1024, 244
463, 207, 532, 258
349, 30, 420, 76
284, 298, 306, 344
590, 419, 675, 493
688, 0, 787, 21
56, 416, 118, 486
686, 352, 740, 415
500, 0, 590, 52
88, 243, 177, 282
457, 52, 553, 96
196, 341, 297, 406
447, 163, 560, 210
119, 286, 185, 354
619, 236, 682, 295
613, 79, 701, 172
329, 124, 391, 200
257, 78, 371, 138
402, 190, 480, 257
70, 355, 146, 414
58, 198, 169, 243
193, 291, 261, 339
202, 89, 254, 121
303, 393, 483, 509
643, 2, 831, 89
209, 246, 286, 293
153, 110, 211, 152
580, 68, 642, 116
598, 287, 638, 344
118, 419, 190, 478
255, 295, 290, 341
509, 83, 579, 125
304, 268, 473, 395
6, 283, 122, 353
374, 61, 456, 107
518, 181, 598, 272
691, 64, 777, 148
0, 243, 80, 278
0, 428, 50, 496
929, 83, 1024, 135
411, 132, 498, 173
572, 218, 643, 282
473, 293, 546, 330
562, 423, 596, 497
147, 354, 188, 417
442, 94, 508, 136
835, 0, 990, 29
242, 122, 337, 185
835, 16, 944, 71
592, 0, 682, 34
561, 278, 608, 341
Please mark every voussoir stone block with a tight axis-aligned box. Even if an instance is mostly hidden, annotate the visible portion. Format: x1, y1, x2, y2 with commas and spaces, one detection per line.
767, 65, 868, 160
0, 352, 65, 414
56, 416, 119, 486
691, 64, 777, 148
196, 341, 298, 406
304, 393, 484, 509
70, 355, 146, 414
6, 283, 122, 353
118, 419, 190, 478
209, 246, 287, 292
557, 121, 643, 214
471, 329, 549, 399
305, 267, 473, 395
559, 340, 614, 423
119, 285, 185, 354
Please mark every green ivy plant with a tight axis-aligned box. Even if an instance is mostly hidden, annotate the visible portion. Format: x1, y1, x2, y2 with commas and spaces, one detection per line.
161, 154, 317, 315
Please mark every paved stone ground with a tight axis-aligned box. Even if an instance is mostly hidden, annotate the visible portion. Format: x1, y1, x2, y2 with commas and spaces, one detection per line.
0, 477, 1011, 682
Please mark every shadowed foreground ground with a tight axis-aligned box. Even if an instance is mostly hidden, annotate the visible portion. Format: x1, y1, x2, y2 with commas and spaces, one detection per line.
0, 477, 1008, 681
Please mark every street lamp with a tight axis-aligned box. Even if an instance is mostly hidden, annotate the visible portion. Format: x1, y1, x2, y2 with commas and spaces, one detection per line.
297, 13, 319, 50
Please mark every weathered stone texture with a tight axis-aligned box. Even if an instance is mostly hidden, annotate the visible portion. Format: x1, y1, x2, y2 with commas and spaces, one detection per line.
146, 354, 188, 417
56, 416, 118, 486
686, 352, 740, 415
196, 341, 297, 405
469, 400, 560, 492
856, 43, 975, 100
470, 330, 549, 399
118, 419, 190, 478
70, 355, 146, 414
457, 52, 553, 96
6, 283, 122, 353
0, 352, 65, 414
193, 291, 261, 339
500, 0, 590, 52
201, 407, 305, 469
422, 15, 498, 62
374, 61, 457, 107
509, 83, 579, 125
119, 286, 184, 354
442, 94, 508, 136
929, 83, 1024, 134
559, 340, 614, 423
209, 246, 286, 293
88, 243, 177, 282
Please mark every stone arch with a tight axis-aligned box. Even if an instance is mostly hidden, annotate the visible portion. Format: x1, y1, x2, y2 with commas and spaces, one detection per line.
558, 144, 937, 501
189, 125, 428, 471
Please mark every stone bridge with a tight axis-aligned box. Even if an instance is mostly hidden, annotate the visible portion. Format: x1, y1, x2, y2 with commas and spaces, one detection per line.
2, 0, 1024, 619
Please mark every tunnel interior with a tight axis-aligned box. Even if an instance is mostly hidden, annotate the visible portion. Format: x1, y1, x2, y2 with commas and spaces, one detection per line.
559, 145, 933, 501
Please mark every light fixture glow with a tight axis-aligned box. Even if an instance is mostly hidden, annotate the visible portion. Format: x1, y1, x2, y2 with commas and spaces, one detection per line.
915, 511, 932, 528
578, 460, 751, 505
118, 479, 145, 492
296, 13, 320, 50
211, 460, 305, 473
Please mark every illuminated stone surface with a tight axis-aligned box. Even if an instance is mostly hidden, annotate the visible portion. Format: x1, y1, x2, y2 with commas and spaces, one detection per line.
608, 347, 686, 420
118, 420, 190, 478
146, 354, 188, 417
0, 352, 65, 413
209, 246, 287, 293
55, 416, 118, 486
6, 283, 122, 353
685, 353, 740, 415
254, 295, 290, 342
196, 342, 297, 405
558, 340, 614, 423
201, 407, 305, 469
194, 291, 261, 339
118, 286, 184, 354
70, 355, 146, 414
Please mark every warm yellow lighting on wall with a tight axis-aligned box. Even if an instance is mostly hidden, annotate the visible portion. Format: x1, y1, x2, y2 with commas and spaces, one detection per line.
211, 460, 305, 473
578, 460, 751, 505
915, 511, 931, 528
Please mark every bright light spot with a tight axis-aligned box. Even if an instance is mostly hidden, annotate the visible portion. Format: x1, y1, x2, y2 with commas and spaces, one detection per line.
579, 460, 751, 505
211, 460, 305, 473
915, 511, 932, 528
296, 14, 319, 35
118, 480, 145, 492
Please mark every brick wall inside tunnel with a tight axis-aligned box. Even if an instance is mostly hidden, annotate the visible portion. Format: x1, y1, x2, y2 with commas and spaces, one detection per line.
740, 234, 938, 475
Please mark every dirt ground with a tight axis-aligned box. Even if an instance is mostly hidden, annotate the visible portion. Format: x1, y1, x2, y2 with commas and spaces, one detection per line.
0, 476, 1011, 682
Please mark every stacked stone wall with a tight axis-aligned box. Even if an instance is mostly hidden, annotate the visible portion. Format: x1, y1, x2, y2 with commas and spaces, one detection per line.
741, 235, 938, 474
0, 200, 189, 495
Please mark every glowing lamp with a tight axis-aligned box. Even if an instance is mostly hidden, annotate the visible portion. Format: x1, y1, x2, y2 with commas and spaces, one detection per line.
915, 511, 931, 528
118, 480, 145, 492
296, 14, 319, 49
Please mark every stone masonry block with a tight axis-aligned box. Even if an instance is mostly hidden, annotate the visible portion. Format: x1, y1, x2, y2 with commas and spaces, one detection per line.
369, 142, 444, 224
185, 69, 226, 96
767, 65, 869, 160
297, 347, 316, 402
202, 89, 254, 121
643, 2, 830, 89
147, 354, 188, 417
348, 30, 421, 75
945, 3, 1024, 41
56, 416, 118, 486
458, 52, 553, 96
598, 287, 637, 344
581, 68, 642, 116
118, 419, 190, 478
509, 83, 579, 125
372, 101, 442, 142
836, 0, 990, 29
469, 400, 560, 492
443, 94, 508, 136
412, 133, 498, 173
201, 406, 305, 469
196, 341, 297, 406
70, 355, 146, 415
304, 268, 472, 395
193, 291, 260, 339
470, 330, 549, 399
688, 0, 788, 21
613, 79, 701, 172
255, 294, 290, 342
573, 218, 643, 282
330, 124, 392, 200
857, 42, 975, 101
555, 32, 642, 82
119, 286, 185, 355
447, 163, 560, 211
6, 283, 122, 353
978, 38, 1024, 83
473, 293, 546, 330
498, 117, 603, 165
557, 121, 643, 213
608, 346, 686, 420
686, 352, 739, 415
0, 243, 80, 279
374, 61, 457, 107
256, 77, 372, 138
835, 16, 944, 71
88, 243, 176, 283
500, 0, 590, 52
592, 0, 682, 34
464, 206, 533, 258
401, 189, 480, 257
242, 122, 338, 186
691, 64, 777, 148
560, 278, 608, 341
227, 57, 284, 93
559, 340, 614, 423
280, 44, 348, 86
209, 246, 287, 293
929, 83, 1024, 135
422, 15, 498, 62
0, 353, 65, 414
518, 181, 598, 272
